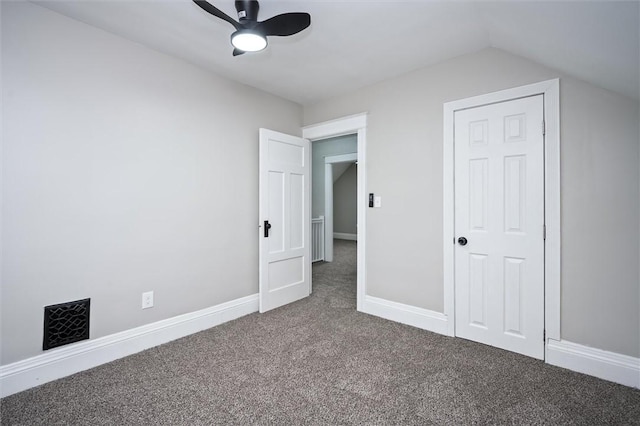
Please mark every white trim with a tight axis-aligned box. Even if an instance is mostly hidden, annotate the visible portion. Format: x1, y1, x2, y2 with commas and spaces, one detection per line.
443, 101, 455, 337
303, 113, 367, 312
325, 153, 357, 164
362, 296, 449, 336
542, 80, 561, 340
546, 339, 640, 389
324, 163, 334, 262
303, 113, 367, 140
334, 232, 357, 241
356, 128, 366, 311
0, 294, 259, 398
443, 79, 561, 342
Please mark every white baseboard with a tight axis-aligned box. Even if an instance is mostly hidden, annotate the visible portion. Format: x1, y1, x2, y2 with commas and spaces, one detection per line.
333, 232, 357, 241
546, 339, 640, 389
0, 294, 259, 398
361, 295, 448, 335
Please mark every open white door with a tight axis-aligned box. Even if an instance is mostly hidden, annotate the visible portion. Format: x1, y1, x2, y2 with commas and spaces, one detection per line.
454, 95, 545, 359
259, 129, 311, 313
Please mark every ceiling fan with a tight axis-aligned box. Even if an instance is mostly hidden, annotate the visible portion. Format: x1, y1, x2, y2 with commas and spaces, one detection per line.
193, 0, 311, 56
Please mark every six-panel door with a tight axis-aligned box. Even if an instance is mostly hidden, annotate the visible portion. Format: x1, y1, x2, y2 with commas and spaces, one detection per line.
454, 95, 545, 359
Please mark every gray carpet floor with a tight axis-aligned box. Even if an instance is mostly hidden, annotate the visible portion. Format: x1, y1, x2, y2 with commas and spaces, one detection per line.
2, 240, 639, 425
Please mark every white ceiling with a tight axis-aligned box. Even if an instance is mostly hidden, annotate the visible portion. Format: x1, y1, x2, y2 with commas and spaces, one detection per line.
34, 0, 640, 105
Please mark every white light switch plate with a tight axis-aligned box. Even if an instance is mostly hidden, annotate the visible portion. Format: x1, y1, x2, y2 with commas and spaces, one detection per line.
142, 291, 154, 309
374, 196, 382, 208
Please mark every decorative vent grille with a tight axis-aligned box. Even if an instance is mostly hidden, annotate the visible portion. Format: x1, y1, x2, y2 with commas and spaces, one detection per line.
43, 298, 90, 350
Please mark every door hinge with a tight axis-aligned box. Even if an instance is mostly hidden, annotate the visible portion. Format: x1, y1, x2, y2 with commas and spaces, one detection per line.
543, 225, 546, 240
543, 330, 546, 342
542, 120, 546, 136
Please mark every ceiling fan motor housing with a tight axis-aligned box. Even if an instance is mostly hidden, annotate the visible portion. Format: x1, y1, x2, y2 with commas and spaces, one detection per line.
194, 0, 311, 56
236, 0, 259, 22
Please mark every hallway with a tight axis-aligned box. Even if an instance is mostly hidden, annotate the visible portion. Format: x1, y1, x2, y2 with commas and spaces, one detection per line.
312, 239, 357, 309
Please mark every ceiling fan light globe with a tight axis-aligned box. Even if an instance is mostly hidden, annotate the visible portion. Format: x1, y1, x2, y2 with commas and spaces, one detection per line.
231, 30, 267, 52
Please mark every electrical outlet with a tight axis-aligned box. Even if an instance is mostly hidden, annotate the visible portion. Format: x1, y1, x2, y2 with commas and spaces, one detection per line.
142, 291, 154, 309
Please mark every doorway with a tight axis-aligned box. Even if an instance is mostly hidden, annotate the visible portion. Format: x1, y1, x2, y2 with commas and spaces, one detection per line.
303, 114, 367, 311
323, 152, 357, 262
443, 80, 561, 359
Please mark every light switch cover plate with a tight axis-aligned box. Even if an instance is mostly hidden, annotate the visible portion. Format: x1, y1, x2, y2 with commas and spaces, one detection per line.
142, 291, 154, 309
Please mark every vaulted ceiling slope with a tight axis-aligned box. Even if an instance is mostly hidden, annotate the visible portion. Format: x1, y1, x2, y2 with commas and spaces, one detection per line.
34, 1, 639, 105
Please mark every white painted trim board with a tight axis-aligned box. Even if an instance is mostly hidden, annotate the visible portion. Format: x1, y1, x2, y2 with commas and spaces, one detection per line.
325, 153, 357, 164
303, 113, 367, 140
546, 339, 640, 389
0, 294, 259, 398
362, 296, 449, 336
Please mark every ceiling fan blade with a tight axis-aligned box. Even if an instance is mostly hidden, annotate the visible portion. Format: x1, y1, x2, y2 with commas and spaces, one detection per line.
257, 13, 310, 37
232, 48, 246, 57
193, 0, 240, 30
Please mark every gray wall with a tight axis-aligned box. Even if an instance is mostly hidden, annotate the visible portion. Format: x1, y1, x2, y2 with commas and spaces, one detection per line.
304, 48, 640, 358
1, 2, 302, 365
333, 163, 357, 235
311, 135, 357, 218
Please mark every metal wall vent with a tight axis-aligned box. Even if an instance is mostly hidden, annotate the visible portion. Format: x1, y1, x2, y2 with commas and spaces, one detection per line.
43, 298, 90, 350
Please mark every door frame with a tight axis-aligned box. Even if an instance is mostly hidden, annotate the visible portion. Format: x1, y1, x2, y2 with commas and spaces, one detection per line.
324, 153, 358, 262
443, 79, 560, 348
303, 113, 367, 312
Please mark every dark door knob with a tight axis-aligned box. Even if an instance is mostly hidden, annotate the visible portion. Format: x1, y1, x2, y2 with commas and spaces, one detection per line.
458, 237, 468, 246
264, 220, 272, 238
